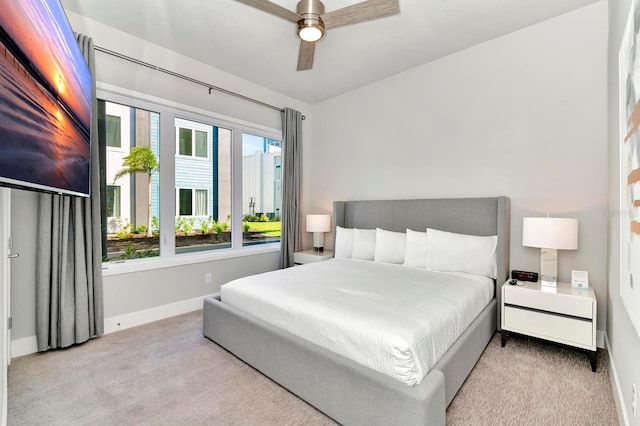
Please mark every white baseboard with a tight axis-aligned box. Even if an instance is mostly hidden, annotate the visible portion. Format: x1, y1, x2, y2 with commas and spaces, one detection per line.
10, 294, 213, 358
11, 336, 37, 358
103, 294, 212, 334
605, 333, 630, 426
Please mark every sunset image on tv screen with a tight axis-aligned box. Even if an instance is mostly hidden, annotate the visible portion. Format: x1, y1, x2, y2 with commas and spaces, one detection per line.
0, 0, 92, 196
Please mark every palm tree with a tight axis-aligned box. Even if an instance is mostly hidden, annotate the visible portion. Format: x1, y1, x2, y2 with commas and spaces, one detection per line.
114, 146, 159, 238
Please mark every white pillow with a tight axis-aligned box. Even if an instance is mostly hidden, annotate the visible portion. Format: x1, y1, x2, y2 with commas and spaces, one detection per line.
403, 229, 428, 268
334, 226, 354, 259
374, 228, 406, 264
426, 228, 497, 279
351, 228, 376, 261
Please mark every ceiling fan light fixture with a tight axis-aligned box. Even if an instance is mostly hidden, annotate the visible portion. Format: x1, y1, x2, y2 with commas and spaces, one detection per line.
297, 18, 325, 42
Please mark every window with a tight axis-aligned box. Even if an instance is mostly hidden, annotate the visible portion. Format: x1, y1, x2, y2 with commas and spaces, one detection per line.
175, 188, 209, 217
195, 189, 208, 216
175, 118, 230, 254
177, 189, 193, 216
99, 100, 161, 260
105, 115, 121, 148
106, 185, 121, 217
242, 133, 282, 246
99, 94, 281, 265
177, 125, 208, 159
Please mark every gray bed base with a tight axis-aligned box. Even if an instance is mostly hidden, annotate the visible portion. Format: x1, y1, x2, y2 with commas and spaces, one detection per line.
203, 197, 509, 425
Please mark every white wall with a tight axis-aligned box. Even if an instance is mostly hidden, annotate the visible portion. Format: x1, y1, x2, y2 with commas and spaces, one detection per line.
310, 3, 608, 332
608, 0, 640, 424
9, 11, 313, 345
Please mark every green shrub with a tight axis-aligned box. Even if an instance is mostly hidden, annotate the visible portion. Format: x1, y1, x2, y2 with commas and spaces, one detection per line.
214, 223, 224, 234
120, 243, 140, 260
181, 218, 194, 235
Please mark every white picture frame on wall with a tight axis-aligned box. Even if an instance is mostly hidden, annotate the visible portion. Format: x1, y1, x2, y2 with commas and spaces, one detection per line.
619, 0, 640, 339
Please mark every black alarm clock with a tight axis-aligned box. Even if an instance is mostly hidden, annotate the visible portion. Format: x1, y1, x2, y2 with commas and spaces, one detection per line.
511, 270, 538, 282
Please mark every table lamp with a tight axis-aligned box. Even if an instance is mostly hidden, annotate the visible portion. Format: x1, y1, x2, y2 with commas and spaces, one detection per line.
306, 214, 331, 252
522, 216, 578, 287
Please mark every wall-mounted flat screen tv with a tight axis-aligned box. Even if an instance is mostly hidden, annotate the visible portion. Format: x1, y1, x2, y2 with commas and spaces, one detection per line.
0, 0, 92, 197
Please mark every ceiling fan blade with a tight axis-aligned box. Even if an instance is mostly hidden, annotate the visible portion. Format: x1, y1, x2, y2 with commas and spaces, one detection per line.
297, 41, 315, 71
322, 0, 399, 30
235, 0, 300, 23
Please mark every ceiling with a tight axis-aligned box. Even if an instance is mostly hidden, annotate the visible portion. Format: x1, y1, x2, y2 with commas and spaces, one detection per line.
61, 0, 599, 104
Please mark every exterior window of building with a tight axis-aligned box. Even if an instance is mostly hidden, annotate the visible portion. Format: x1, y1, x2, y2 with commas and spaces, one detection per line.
105, 115, 121, 148
106, 185, 121, 218
242, 133, 282, 246
195, 189, 208, 216
177, 188, 193, 216
177, 126, 208, 159
175, 188, 209, 217
178, 128, 192, 156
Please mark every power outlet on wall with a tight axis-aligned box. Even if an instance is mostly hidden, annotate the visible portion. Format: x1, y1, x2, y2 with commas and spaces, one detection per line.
632, 383, 637, 419
204, 273, 212, 285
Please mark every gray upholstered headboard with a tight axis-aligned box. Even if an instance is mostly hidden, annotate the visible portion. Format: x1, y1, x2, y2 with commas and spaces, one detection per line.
333, 196, 510, 329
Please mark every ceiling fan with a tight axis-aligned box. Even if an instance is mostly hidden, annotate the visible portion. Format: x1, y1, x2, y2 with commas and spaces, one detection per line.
236, 0, 400, 71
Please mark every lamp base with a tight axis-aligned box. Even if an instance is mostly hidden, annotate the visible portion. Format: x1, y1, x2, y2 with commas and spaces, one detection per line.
540, 248, 558, 288
540, 275, 558, 287
312, 232, 324, 253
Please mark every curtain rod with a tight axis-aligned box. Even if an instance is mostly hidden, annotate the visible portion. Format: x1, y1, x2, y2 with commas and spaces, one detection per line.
94, 45, 305, 119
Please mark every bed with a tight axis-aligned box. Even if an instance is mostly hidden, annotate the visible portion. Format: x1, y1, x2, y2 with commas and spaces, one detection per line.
203, 197, 510, 425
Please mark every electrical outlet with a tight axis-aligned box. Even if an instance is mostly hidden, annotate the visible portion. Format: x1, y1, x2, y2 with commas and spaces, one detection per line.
633, 383, 637, 419
205, 273, 212, 284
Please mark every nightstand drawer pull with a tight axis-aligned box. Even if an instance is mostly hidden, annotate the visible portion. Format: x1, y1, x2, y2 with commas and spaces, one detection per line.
503, 303, 591, 321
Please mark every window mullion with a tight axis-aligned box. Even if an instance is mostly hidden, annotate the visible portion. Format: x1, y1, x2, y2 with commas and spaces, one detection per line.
159, 111, 176, 257
231, 127, 243, 250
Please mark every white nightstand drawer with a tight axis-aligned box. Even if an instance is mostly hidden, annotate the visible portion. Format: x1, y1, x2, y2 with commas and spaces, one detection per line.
504, 285, 593, 319
503, 306, 593, 348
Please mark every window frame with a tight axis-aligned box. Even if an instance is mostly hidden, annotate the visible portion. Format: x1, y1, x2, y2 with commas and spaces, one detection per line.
98, 89, 282, 276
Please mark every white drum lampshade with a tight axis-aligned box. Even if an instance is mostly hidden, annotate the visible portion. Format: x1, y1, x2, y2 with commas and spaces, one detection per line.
306, 214, 331, 252
522, 217, 578, 287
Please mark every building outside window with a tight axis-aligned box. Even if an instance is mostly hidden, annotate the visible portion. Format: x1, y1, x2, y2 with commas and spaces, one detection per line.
98, 97, 281, 262
242, 133, 282, 246
105, 114, 121, 148
101, 100, 161, 258
106, 185, 121, 218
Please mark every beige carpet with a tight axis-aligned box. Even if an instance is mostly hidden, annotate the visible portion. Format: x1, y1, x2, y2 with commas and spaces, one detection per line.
8, 310, 618, 425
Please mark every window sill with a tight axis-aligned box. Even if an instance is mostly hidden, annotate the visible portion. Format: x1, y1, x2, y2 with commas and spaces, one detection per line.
102, 244, 280, 276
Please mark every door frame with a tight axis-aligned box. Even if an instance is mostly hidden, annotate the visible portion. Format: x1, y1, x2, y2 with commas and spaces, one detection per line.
0, 187, 10, 426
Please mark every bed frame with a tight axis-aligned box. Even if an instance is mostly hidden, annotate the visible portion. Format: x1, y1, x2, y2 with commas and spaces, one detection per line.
203, 197, 510, 425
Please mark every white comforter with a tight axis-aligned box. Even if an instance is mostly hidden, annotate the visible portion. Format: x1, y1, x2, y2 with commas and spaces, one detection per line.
220, 258, 494, 386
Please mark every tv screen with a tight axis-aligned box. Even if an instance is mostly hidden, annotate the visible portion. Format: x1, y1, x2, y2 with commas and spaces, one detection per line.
0, 0, 92, 197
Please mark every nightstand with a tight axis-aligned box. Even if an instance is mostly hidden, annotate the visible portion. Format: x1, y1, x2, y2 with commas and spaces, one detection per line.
501, 280, 597, 372
293, 250, 333, 265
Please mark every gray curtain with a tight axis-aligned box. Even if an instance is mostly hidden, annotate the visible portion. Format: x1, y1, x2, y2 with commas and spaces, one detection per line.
279, 108, 302, 268
35, 34, 104, 351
